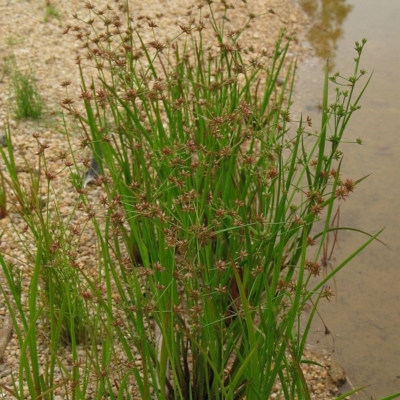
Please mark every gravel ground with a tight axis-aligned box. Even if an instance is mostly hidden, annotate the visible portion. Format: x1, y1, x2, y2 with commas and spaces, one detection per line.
0, 0, 350, 398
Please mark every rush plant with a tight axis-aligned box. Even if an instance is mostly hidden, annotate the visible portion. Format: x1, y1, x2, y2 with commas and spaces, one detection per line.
11, 60, 43, 119
0, 1, 392, 399
58, 2, 379, 397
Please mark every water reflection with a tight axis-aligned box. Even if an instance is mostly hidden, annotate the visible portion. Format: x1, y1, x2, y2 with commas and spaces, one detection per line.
299, 0, 353, 69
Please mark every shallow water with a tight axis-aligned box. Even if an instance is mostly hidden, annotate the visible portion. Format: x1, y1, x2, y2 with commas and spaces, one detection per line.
293, 0, 400, 398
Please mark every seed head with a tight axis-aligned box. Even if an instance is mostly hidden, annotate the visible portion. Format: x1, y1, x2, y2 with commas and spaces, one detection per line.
310, 204, 323, 216
84, 2, 95, 9
45, 171, 57, 181
306, 260, 321, 276
342, 179, 355, 193
149, 40, 165, 51
60, 80, 72, 87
